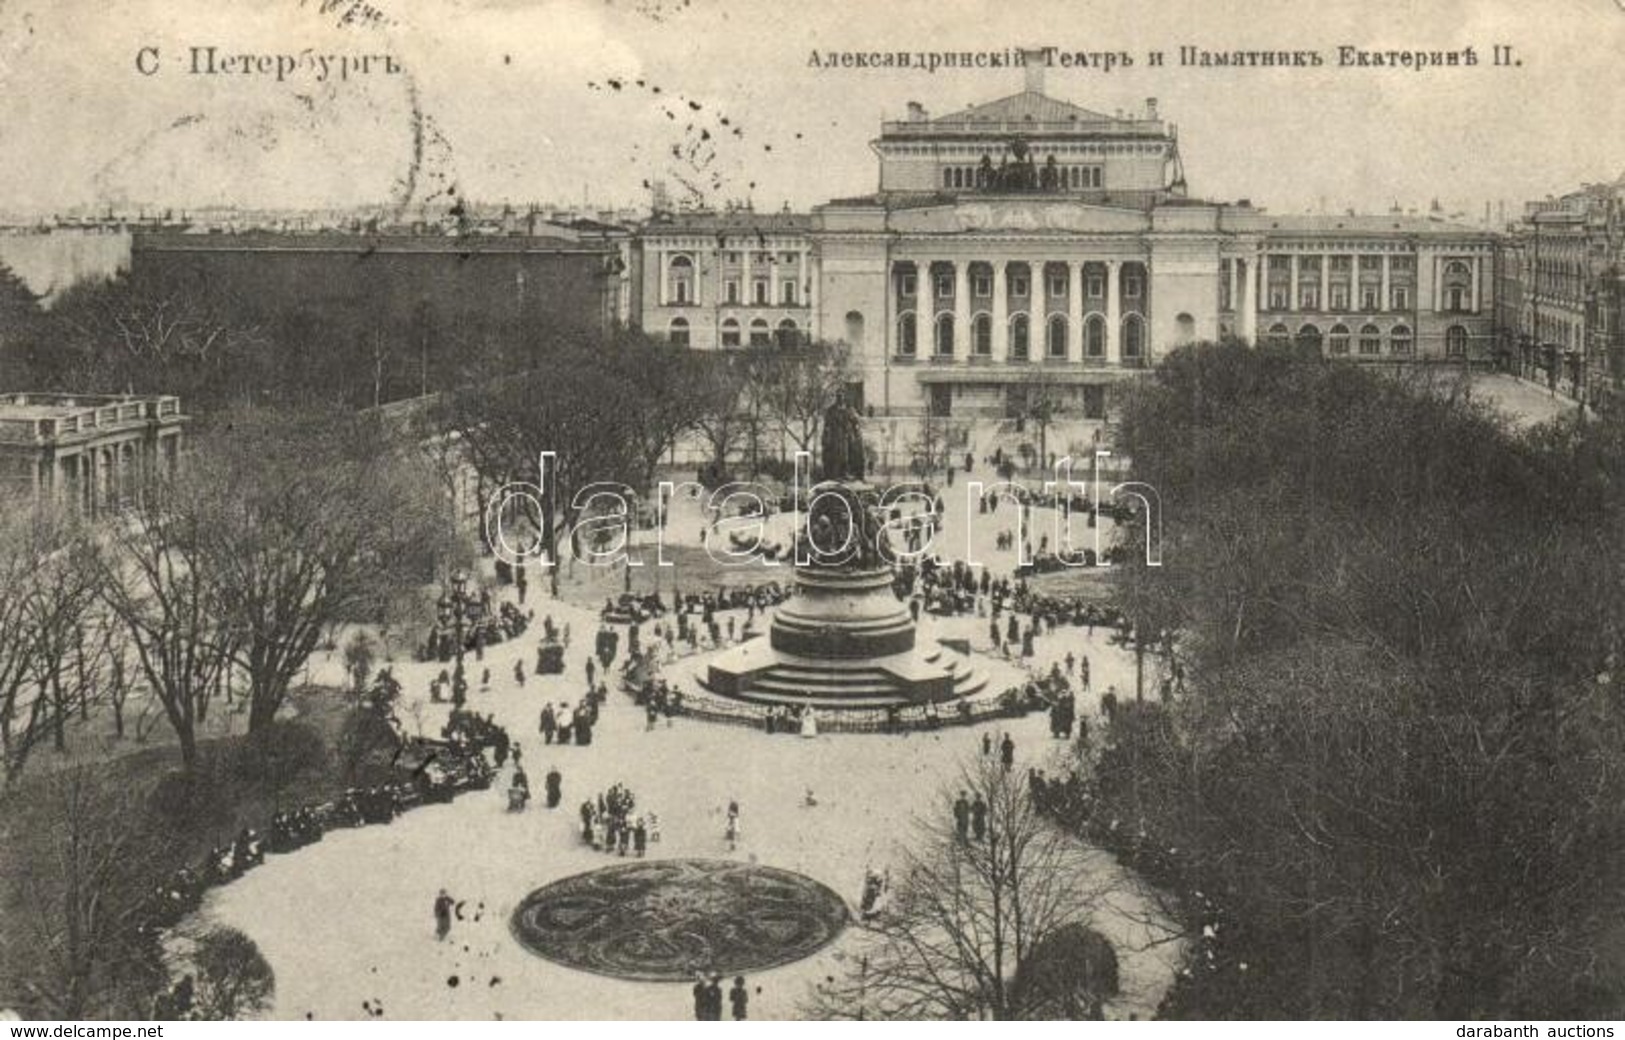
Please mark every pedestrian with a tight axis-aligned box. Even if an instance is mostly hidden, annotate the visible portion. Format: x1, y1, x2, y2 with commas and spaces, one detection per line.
706, 974, 724, 1021
729, 976, 750, 1021
692, 975, 707, 1021
971, 794, 988, 842
981, 731, 992, 756
953, 791, 970, 841
1000, 732, 1015, 772
514, 660, 525, 687
434, 888, 454, 941
725, 802, 741, 852
545, 766, 562, 809
540, 703, 556, 744
633, 815, 648, 857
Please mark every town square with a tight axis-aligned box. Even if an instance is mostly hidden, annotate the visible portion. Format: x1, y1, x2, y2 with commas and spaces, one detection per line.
0, 0, 1623, 1027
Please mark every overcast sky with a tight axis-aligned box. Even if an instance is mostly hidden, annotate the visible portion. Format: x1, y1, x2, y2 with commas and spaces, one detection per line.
1, 0, 1622, 219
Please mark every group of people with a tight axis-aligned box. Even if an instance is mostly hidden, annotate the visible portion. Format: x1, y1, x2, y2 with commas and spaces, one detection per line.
580, 782, 655, 857
537, 693, 602, 746
951, 790, 992, 842
507, 763, 563, 812
691, 975, 751, 1021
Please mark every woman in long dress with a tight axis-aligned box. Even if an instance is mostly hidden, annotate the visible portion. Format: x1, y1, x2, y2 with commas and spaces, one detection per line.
800, 704, 819, 738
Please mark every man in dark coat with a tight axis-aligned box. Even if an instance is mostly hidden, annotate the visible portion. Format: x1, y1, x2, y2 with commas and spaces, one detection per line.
953, 791, 971, 841
729, 977, 750, 1020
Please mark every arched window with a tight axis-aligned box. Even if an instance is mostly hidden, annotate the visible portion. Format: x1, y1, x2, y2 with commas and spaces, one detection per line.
1445, 325, 1469, 358
973, 313, 992, 356
1085, 314, 1106, 358
935, 314, 955, 357
1442, 261, 1472, 313
944, 167, 955, 189
668, 254, 695, 305
749, 318, 770, 348
1010, 314, 1030, 360
668, 316, 690, 347
1122, 314, 1144, 359
1267, 323, 1291, 347
1328, 323, 1350, 355
1358, 323, 1381, 355
844, 311, 865, 348
720, 317, 740, 348
1046, 315, 1068, 358
1296, 323, 1323, 355
1390, 324, 1413, 354
897, 312, 917, 356
1175, 312, 1196, 346
776, 318, 800, 349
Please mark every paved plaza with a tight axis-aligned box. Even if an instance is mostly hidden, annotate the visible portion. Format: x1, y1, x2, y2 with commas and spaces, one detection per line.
183, 472, 1181, 1020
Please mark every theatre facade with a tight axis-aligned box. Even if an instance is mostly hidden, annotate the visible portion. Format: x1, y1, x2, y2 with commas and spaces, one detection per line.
635, 83, 1497, 419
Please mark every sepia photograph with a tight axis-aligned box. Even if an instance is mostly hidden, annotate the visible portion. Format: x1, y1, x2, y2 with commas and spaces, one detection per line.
0, 0, 1622, 1028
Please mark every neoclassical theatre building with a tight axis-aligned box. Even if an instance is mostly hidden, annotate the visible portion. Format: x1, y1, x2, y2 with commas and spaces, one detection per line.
635, 79, 1496, 419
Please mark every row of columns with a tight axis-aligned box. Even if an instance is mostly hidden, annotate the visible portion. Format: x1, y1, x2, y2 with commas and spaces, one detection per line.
897, 259, 1138, 363
49, 438, 153, 516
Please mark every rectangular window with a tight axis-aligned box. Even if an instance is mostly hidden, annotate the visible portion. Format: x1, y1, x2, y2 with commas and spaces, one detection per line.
674, 281, 690, 305
1087, 274, 1104, 298
1360, 286, 1379, 311
781, 279, 797, 305
1329, 285, 1349, 311
724, 280, 740, 305
1049, 275, 1067, 298
936, 275, 953, 299
902, 274, 917, 297
725, 251, 740, 264
1012, 276, 1030, 298
1124, 274, 1142, 299
1391, 286, 1410, 310
1299, 286, 1320, 310
1330, 256, 1352, 272
1269, 286, 1288, 310
754, 280, 769, 305
973, 275, 992, 297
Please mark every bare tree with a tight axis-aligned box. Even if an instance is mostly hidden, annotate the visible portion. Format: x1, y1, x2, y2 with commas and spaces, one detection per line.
754, 341, 853, 463
191, 407, 460, 737
0, 505, 104, 785
99, 475, 237, 772
9, 766, 164, 1018
808, 756, 1118, 1020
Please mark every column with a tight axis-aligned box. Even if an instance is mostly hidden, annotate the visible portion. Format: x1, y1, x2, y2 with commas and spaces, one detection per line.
1319, 254, 1329, 313
1469, 255, 1480, 313
1244, 258, 1259, 341
992, 260, 1009, 359
656, 248, 667, 306
769, 252, 782, 307
953, 261, 971, 358
1067, 262, 1084, 360
1227, 259, 1238, 316
1289, 255, 1300, 312
1381, 255, 1391, 313
917, 260, 935, 351
1105, 261, 1122, 363
741, 249, 752, 306
806, 251, 819, 336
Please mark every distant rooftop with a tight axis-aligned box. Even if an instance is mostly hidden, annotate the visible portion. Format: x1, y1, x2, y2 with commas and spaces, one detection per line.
0, 393, 185, 445
881, 90, 1168, 139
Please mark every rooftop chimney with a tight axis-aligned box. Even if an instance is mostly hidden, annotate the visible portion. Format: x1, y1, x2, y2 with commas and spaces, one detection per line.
1021, 48, 1047, 93
906, 100, 928, 122
1146, 97, 1159, 120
